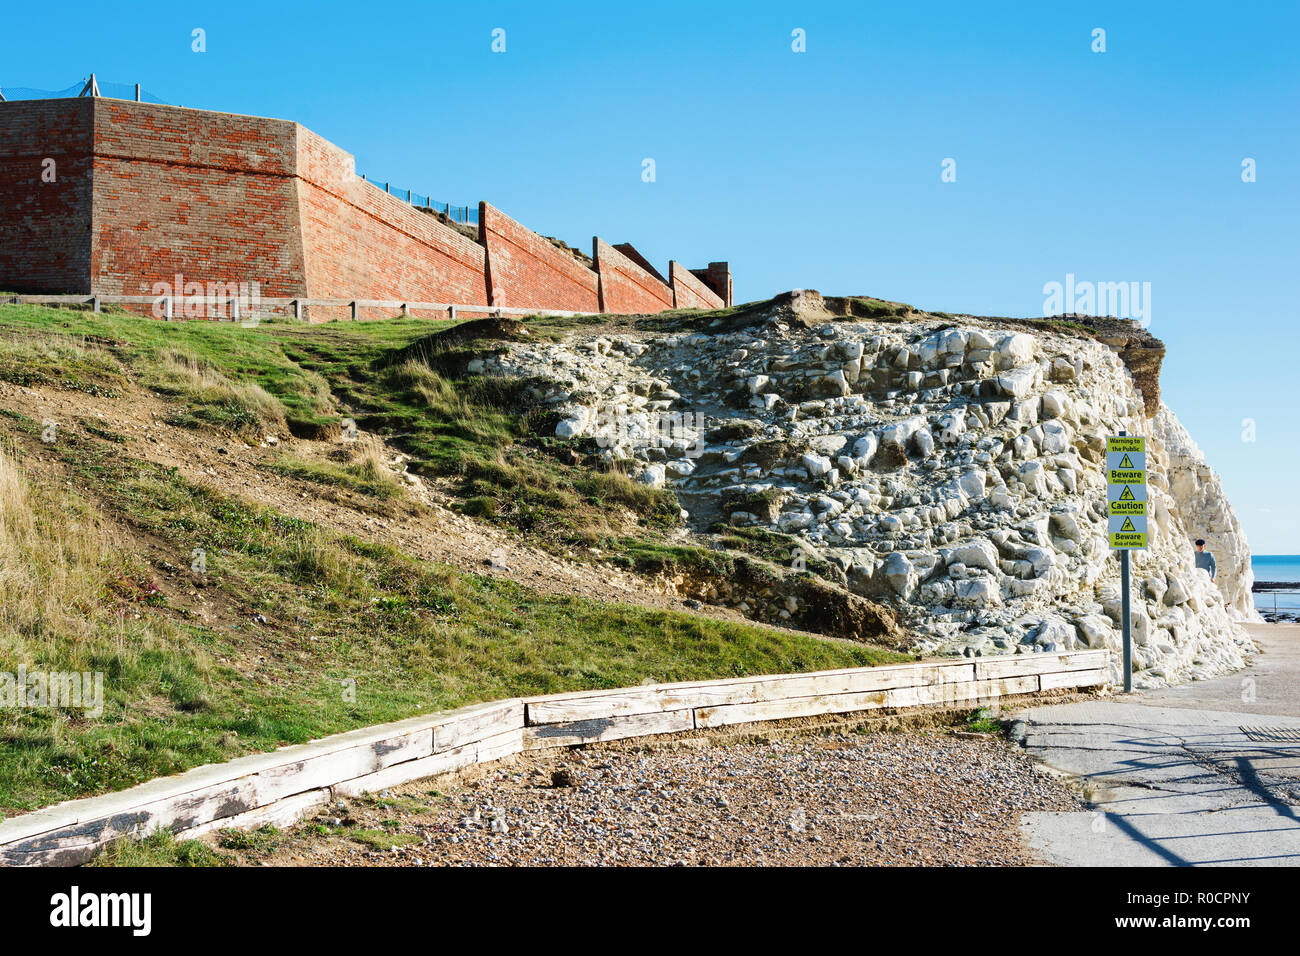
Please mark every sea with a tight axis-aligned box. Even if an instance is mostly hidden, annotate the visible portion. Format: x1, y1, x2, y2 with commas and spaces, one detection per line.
1252, 555, 1300, 615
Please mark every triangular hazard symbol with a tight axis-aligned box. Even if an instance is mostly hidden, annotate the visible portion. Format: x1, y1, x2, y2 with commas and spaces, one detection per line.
1120, 517, 1137, 533
1119, 453, 1135, 469
1119, 485, 1135, 501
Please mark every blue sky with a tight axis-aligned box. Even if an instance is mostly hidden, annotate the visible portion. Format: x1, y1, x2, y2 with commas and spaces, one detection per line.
6, 0, 1298, 551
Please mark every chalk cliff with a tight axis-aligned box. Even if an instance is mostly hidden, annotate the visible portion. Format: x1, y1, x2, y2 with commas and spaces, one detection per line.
480, 292, 1256, 686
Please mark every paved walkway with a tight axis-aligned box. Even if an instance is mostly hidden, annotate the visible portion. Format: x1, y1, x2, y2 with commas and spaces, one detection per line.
1020, 624, 1300, 866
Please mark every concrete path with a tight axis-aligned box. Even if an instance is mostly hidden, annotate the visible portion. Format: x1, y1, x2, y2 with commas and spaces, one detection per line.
1019, 624, 1300, 866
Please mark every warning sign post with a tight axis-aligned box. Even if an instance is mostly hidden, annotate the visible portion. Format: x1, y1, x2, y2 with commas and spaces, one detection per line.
1106, 437, 1147, 549
1106, 434, 1147, 692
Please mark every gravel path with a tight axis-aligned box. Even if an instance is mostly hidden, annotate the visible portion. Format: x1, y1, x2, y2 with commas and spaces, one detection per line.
235, 730, 1084, 867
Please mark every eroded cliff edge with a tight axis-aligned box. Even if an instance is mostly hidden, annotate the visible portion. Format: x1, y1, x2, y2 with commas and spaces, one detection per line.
472, 292, 1256, 687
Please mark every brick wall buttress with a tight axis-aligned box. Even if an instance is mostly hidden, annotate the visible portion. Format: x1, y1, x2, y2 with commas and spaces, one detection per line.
90, 100, 305, 297
480, 201, 599, 312
0, 99, 94, 293
669, 260, 725, 310
293, 127, 488, 307
594, 237, 674, 314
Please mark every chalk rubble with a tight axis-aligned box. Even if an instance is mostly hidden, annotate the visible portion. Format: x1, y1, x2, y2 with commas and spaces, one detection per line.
481, 306, 1256, 687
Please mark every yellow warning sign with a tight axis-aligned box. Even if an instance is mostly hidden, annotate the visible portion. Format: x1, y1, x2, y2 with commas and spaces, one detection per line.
1107, 435, 1149, 549
1110, 532, 1148, 548
1109, 484, 1146, 515
1108, 469, 1146, 484
1107, 436, 1145, 454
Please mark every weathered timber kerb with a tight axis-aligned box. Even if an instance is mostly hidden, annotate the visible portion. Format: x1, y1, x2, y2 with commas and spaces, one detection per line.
0, 651, 1110, 866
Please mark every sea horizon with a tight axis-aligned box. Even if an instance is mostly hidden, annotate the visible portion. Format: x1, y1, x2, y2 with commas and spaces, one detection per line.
1252, 555, 1300, 614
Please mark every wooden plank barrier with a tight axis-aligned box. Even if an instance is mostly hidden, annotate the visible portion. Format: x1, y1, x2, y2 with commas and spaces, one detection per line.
0, 651, 1110, 865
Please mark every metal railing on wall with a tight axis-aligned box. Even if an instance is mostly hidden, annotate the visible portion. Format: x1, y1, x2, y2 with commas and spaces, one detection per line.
0, 74, 167, 104
359, 175, 478, 226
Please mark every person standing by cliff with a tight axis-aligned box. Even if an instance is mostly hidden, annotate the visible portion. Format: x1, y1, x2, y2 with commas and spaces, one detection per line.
1194, 539, 1217, 582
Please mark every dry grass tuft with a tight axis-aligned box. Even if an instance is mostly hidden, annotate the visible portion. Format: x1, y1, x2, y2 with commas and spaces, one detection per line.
153, 348, 288, 437
0, 446, 109, 656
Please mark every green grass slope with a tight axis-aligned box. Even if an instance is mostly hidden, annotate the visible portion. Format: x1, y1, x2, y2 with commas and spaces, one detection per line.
0, 304, 907, 816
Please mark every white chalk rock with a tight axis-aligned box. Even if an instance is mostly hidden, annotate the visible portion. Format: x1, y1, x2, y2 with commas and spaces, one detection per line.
638, 464, 666, 488
994, 332, 1036, 369
556, 415, 587, 439
955, 577, 1001, 607
948, 540, 999, 573
881, 552, 917, 599
994, 366, 1039, 400
852, 433, 878, 465
1075, 614, 1116, 649
1040, 389, 1069, 419
802, 453, 833, 478
958, 467, 986, 499
809, 435, 848, 456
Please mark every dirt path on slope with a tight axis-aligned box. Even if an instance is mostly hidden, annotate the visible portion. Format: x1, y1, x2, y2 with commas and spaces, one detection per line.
0, 379, 817, 636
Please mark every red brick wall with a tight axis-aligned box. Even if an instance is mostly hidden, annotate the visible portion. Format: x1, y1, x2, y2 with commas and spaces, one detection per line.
294, 127, 487, 306
480, 202, 599, 312
693, 261, 733, 307
0, 100, 727, 317
0, 99, 94, 293
90, 100, 305, 297
613, 242, 667, 283
670, 260, 725, 310
595, 237, 674, 314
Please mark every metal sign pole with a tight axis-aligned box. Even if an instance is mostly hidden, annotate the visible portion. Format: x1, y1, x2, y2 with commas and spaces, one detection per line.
1110, 428, 1138, 692
1121, 548, 1132, 691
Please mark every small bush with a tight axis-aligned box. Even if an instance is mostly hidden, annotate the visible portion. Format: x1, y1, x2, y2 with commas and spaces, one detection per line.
966, 707, 1003, 734
462, 496, 497, 518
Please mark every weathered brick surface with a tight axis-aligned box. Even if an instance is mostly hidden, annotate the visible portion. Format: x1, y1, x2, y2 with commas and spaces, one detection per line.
91, 100, 305, 296
595, 237, 674, 314
693, 262, 733, 307
613, 243, 667, 283
0, 100, 727, 316
670, 260, 725, 310
0, 99, 94, 293
480, 202, 599, 312
294, 127, 487, 305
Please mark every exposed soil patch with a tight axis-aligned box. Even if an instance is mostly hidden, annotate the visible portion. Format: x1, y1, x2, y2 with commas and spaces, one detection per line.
0, 378, 846, 640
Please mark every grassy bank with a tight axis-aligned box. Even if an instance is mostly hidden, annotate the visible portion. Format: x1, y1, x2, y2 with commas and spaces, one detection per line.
0, 307, 909, 815
0, 305, 681, 543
